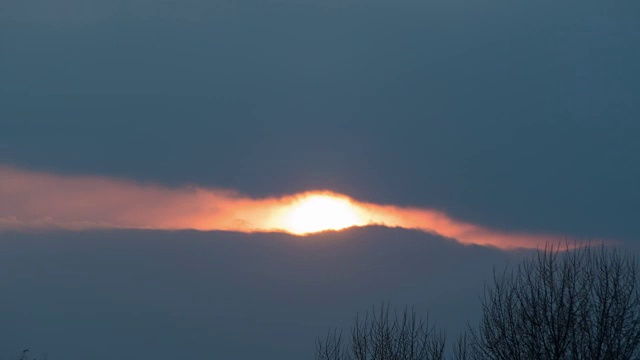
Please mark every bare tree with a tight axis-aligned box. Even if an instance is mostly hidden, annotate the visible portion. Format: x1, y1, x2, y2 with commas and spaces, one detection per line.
317, 329, 348, 360
316, 304, 447, 360
467, 245, 640, 360
452, 334, 469, 360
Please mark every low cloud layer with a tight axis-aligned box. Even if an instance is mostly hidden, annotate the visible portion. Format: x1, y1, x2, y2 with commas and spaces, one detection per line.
1, 165, 573, 249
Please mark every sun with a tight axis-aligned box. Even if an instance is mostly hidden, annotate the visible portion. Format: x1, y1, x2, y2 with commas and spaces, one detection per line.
279, 193, 366, 235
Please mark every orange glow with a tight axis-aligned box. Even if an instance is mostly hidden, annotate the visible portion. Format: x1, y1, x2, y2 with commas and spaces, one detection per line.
0, 165, 591, 249
278, 193, 366, 234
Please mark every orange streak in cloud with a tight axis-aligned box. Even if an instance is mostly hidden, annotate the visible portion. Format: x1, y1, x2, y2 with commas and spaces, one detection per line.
1, 165, 565, 249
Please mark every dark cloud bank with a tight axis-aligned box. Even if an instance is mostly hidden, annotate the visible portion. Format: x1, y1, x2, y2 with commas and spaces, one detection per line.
0, 227, 520, 359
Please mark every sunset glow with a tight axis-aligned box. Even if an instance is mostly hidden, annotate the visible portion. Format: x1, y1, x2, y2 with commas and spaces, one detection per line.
278, 194, 366, 234
0, 165, 577, 249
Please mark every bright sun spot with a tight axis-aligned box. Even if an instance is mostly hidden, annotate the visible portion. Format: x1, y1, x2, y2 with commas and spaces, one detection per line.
280, 194, 366, 235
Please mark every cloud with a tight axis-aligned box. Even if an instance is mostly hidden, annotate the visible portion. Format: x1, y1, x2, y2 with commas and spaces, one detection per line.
0, 165, 577, 249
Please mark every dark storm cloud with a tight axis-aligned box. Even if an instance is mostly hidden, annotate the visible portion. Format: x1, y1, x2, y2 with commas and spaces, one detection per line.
1, 1, 639, 239
0, 227, 520, 359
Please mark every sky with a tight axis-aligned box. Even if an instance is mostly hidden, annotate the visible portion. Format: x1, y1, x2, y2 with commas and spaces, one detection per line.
1, 0, 639, 358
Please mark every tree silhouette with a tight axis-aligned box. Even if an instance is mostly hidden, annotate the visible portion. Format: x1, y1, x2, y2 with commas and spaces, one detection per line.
467, 245, 640, 360
317, 245, 640, 360
316, 304, 447, 360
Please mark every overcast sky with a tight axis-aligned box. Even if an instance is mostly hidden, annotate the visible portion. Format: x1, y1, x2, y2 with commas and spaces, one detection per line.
1, 0, 639, 358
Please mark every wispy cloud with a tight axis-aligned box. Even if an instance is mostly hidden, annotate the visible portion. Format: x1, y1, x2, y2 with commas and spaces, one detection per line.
1, 165, 574, 249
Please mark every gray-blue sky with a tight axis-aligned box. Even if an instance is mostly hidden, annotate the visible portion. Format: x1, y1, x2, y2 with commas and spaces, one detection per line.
1, 0, 639, 358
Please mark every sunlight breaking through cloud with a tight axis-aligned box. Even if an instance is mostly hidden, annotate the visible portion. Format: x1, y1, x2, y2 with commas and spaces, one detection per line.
0, 165, 570, 249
